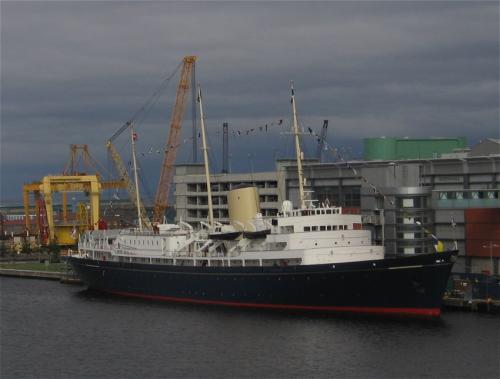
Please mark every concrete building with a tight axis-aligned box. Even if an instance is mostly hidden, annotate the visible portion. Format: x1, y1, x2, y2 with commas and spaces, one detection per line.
174, 155, 500, 275
174, 164, 280, 224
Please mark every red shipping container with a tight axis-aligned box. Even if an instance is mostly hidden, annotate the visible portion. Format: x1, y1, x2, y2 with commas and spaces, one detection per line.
465, 208, 500, 223
466, 240, 500, 257
466, 224, 500, 240
465, 208, 500, 257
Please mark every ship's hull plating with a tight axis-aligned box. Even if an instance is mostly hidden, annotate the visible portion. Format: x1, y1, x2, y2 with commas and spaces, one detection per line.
69, 250, 456, 317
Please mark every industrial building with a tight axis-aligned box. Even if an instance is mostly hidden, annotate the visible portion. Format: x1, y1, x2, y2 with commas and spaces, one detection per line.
174, 141, 500, 276
363, 137, 468, 160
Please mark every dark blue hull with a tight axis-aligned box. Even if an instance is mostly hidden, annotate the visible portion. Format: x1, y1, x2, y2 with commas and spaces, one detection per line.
69, 250, 457, 317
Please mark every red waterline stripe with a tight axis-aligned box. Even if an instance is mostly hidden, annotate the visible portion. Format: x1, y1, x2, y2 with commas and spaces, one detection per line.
103, 290, 441, 317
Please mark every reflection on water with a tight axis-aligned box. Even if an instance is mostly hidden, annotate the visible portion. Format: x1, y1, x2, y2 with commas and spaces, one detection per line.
1, 277, 499, 379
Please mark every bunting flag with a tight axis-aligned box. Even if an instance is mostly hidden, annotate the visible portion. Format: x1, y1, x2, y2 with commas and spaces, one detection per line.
127, 115, 393, 209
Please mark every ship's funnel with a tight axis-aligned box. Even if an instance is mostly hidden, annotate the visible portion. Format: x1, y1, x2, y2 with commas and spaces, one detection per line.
227, 184, 261, 231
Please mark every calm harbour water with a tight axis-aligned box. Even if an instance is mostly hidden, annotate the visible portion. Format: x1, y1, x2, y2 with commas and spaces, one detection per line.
1, 277, 499, 379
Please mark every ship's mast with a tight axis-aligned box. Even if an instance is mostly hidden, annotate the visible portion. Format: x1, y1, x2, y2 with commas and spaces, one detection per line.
130, 123, 143, 231
197, 85, 214, 227
290, 81, 306, 209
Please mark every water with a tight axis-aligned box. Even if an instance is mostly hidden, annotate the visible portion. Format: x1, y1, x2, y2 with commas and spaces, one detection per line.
1, 277, 499, 379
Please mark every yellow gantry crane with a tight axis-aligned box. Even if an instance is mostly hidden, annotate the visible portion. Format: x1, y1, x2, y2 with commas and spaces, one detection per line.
23, 145, 126, 245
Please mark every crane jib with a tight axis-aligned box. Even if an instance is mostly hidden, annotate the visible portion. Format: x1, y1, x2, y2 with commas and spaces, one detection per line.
153, 56, 197, 223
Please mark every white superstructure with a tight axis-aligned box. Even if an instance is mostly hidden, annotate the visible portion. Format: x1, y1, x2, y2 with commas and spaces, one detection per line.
77, 204, 384, 267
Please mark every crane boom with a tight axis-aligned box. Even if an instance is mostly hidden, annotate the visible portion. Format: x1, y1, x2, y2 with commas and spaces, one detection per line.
153, 56, 197, 223
107, 138, 151, 228
316, 120, 329, 162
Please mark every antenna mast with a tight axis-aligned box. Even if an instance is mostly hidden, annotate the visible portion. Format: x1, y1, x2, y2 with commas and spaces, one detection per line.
198, 86, 214, 227
130, 124, 143, 231
290, 81, 306, 209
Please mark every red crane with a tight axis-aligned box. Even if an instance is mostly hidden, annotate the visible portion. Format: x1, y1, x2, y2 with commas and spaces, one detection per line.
153, 56, 197, 223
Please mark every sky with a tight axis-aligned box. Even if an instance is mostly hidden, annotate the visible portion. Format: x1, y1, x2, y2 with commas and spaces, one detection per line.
1, 1, 499, 203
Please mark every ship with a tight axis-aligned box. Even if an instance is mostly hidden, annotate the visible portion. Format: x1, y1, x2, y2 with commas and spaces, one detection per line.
69, 83, 457, 317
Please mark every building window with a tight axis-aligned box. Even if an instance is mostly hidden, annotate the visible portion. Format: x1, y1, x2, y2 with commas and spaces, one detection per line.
266, 181, 278, 188
403, 232, 415, 240
402, 198, 414, 207
312, 226, 318, 231
320, 226, 326, 231
403, 217, 414, 224
304, 226, 310, 232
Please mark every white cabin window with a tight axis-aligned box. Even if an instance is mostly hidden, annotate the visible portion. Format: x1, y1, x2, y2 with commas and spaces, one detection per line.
326, 209, 332, 214
320, 226, 326, 231
327, 226, 332, 231
312, 226, 318, 231
304, 226, 311, 232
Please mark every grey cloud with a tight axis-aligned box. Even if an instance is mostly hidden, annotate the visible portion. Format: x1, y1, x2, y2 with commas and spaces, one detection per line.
1, 1, 498, 200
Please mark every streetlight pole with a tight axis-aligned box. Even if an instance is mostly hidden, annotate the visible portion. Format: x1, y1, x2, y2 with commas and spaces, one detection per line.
482, 242, 499, 276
